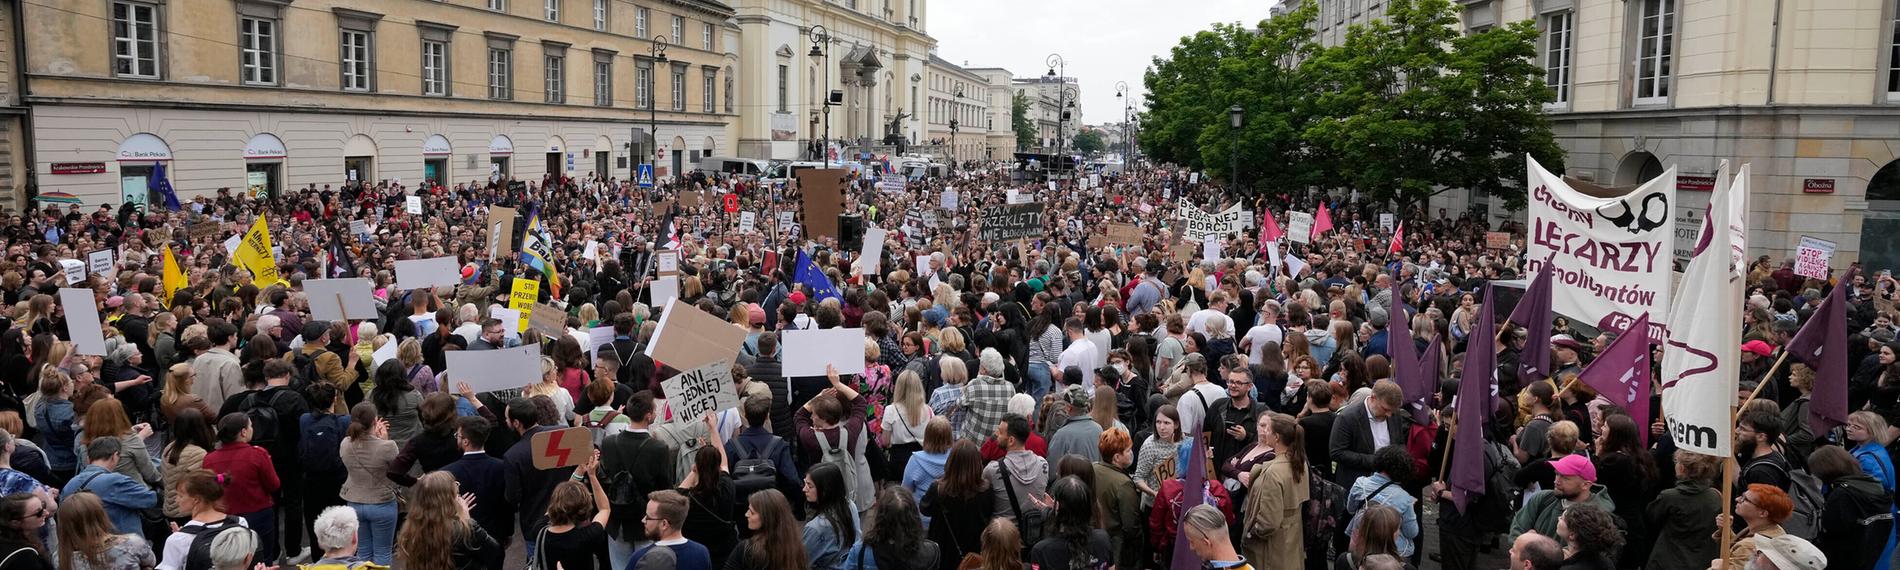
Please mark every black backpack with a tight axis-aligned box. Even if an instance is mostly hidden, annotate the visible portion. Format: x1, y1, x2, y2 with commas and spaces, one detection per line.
298, 412, 349, 475
178, 516, 246, 570
242, 389, 291, 447
1470, 440, 1523, 533
730, 437, 784, 503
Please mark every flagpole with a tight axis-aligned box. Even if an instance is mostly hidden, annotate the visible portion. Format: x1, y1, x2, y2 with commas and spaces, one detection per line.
1736, 351, 1789, 414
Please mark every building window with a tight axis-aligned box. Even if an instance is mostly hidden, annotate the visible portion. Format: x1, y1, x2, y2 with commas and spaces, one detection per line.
489, 48, 513, 100
1544, 11, 1573, 108
593, 0, 607, 31
544, 0, 559, 22
1889, 3, 1900, 100
703, 68, 716, 112
636, 60, 653, 108
422, 40, 448, 95
111, 1, 160, 78
489, 0, 504, 11
545, 55, 565, 103
340, 29, 372, 91
595, 61, 613, 106
1634, 0, 1675, 105
240, 16, 276, 85
636, 7, 648, 37
672, 16, 683, 44
777, 64, 789, 112
703, 23, 714, 50
672, 65, 686, 111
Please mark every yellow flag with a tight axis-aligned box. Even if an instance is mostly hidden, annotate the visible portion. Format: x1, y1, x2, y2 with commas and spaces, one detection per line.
161, 244, 187, 308
509, 278, 539, 333
235, 216, 285, 287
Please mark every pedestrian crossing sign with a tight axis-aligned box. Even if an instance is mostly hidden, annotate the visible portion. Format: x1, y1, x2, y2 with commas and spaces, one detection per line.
637, 164, 655, 188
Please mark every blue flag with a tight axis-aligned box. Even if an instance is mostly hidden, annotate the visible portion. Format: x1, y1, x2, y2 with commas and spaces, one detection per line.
794, 250, 841, 304
148, 163, 182, 211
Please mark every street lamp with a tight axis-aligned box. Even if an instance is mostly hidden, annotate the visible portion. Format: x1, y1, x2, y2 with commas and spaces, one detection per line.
1046, 53, 1066, 180
809, 25, 832, 165
649, 36, 669, 178
949, 87, 964, 171
1229, 104, 1244, 195
1115, 81, 1131, 168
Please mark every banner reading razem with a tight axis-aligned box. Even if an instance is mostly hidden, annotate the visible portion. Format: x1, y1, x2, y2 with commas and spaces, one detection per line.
1175, 199, 1253, 242
1662, 163, 1747, 456
978, 203, 1045, 242
1525, 155, 1675, 340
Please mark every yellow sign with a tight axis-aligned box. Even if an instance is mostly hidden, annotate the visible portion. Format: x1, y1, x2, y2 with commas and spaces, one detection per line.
161, 245, 187, 308
509, 278, 539, 333
235, 216, 284, 287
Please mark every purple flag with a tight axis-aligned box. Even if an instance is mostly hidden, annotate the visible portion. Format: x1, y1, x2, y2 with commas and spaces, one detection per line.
1575, 313, 1654, 446
1509, 259, 1556, 386
1788, 266, 1856, 436
1450, 284, 1497, 513
1409, 335, 1442, 423
1169, 431, 1210, 570
1388, 284, 1421, 402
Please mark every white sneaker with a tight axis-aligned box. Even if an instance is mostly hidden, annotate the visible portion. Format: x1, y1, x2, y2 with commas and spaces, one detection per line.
285, 547, 312, 565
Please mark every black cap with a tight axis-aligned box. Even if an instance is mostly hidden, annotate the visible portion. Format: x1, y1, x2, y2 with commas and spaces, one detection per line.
302, 320, 332, 343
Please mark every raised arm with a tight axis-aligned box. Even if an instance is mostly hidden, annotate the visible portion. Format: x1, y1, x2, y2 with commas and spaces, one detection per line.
582, 450, 610, 527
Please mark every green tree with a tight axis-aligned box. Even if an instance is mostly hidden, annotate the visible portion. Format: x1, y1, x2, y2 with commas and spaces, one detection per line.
1012, 92, 1036, 151
1073, 130, 1106, 154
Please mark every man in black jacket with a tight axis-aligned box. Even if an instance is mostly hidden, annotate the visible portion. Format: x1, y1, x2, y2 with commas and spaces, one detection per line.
501, 396, 574, 564
598, 391, 677, 570
442, 416, 511, 569
218, 359, 311, 562
1329, 380, 1411, 487
744, 332, 794, 444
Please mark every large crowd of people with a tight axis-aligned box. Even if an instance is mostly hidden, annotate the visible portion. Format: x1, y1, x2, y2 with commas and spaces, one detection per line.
0, 160, 1868, 570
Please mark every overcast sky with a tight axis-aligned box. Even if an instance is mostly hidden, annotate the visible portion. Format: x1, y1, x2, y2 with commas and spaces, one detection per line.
928, 0, 1274, 126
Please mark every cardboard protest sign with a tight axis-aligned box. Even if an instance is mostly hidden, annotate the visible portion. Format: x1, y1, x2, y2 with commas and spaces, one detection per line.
1485, 232, 1511, 250
796, 169, 847, 239
680, 191, 702, 210
488, 306, 523, 333
371, 340, 399, 368
509, 278, 539, 333
394, 256, 463, 291
782, 327, 868, 376
1286, 212, 1314, 245
588, 326, 616, 359
1795, 235, 1836, 279
87, 250, 114, 279
644, 298, 746, 371
189, 222, 220, 240
1379, 213, 1394, 231
529, 427, 593, 470
447, 344, 542, 393
486, 206, 517, 258
660, 360, 739, 426
59, 288, 107, 356
1175, 199, 1252, 241
916, 255, 932, 277
304, 278, 376, 321
405, 196, 423, 215
59, 260, 84, 285
739, 211, 757, 233
1097, 223, 1143, 246
977, 203, 1045, 242
777, 211, 796, 233
350, 220, 370, 241
941, 190, 959, 211
529, 302, 566, 337
649, 275, 679, 308
1526, 156, 1675, 335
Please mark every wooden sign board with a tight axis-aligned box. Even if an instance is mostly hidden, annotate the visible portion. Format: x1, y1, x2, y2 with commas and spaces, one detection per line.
189, 222, 221, 240
796, 169, 848, 239
644, 298, 746, 371
680, 190, 702, 210
528, 302, 567, 337
1097, 222, 1143, 246
1485, 232, 1511, 250
529, 427, 593, 470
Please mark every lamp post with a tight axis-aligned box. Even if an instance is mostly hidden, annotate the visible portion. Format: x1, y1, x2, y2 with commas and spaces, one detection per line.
1115, 81, 1131, 168
949, 86, 964, 171
1046, 53, 1066, 180
1229, 104, 1244, 196
809, 25, 832, 166
649, 36, 669, 178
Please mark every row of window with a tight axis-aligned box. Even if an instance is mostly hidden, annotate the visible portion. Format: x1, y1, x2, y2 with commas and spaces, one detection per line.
1540, 0, 1672, 108
928, 98, 980, 126
113, 1, 734, 113
496, 0, 717, 49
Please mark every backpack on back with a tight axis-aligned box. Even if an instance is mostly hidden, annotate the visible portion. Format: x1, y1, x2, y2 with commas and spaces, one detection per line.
815, 428, 874, 510
298, 413, 349, 475
1758, 460, 1826, 540
1469, 440, 1523, 533
178, 517, 246, 570
730, 436, 784, 504
1303, 463, 1350, 554
243, 389, 289, 447
580, 411, 621, 447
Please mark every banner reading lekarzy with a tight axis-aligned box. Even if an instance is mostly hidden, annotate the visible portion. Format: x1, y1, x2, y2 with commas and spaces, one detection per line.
1525, 155, 1675, 340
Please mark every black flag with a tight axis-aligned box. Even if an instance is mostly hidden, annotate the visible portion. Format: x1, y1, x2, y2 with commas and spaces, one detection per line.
328, 233, 358, 278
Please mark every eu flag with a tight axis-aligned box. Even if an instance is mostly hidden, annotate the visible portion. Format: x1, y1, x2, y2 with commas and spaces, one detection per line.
794, 250, 841, 304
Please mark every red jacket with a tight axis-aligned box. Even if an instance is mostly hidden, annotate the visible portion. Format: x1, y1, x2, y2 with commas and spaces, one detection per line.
202, 442, 280, 514
980, 433, 1047, 462
1149, 479, 1235, 549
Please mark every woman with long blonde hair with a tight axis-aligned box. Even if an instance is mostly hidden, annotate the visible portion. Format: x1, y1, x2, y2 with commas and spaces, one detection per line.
396, 471, 498, 570
56, 492, 155, 570
158, 363, 213, 424
523, 356, 574, 423
881, 370, 933, 482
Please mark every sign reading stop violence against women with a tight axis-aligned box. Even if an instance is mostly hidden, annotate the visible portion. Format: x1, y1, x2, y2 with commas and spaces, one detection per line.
978, 203, 1044, 242
660, 360, 738, 427
1795, 235, 1836, 279
1525, 156, 1675, 339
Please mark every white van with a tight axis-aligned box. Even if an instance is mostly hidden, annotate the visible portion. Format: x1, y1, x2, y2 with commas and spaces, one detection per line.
695, 156, 773, 178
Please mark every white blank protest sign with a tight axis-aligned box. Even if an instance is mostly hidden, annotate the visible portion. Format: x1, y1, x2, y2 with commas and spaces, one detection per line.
490, 306, 524, 333
649, 275, 679, 309
446, 344, 543, 393
857, 228, 886, 276
395, 256, 463, 291
782, 327, 867, 377
304, 278, 376, 322
60, 288, 107, 356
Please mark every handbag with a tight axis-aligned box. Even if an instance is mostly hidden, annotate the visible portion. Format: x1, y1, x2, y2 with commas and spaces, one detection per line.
528, 526, 550, 570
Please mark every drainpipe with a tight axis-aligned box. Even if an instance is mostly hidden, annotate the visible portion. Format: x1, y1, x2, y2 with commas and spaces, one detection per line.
1766, 0, 1783, 105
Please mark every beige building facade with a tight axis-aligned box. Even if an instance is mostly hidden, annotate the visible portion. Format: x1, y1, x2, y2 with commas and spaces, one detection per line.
730, 0, 933, 161
25, 0, 739, 205
1280, 0, 1900, 271
967, 67, 1018, 158
0, 0, 24, 212
923, 54, 987, 164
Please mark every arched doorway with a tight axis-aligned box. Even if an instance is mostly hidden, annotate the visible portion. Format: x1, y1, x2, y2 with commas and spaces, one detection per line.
1614, 151, 1666, 187
671, 135, 687, 178
116, 133, 172, 206
545, 135, 567, 177
342, 134, 377, 185
1861, 160, 1900, 273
